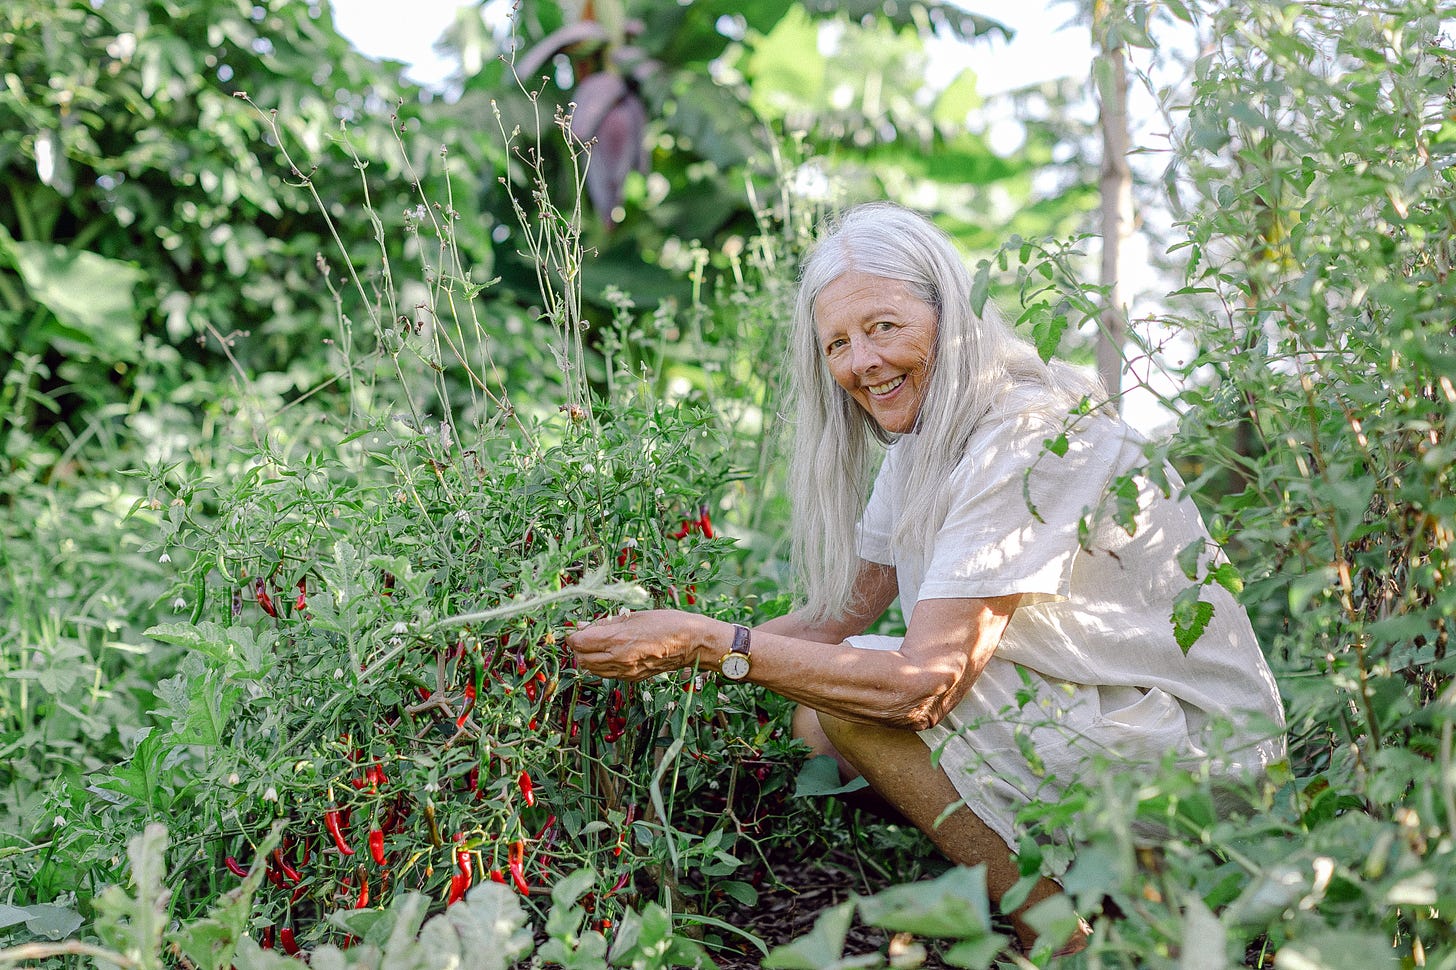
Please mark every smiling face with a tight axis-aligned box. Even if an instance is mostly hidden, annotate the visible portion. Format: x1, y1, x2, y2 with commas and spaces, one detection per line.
813, 270, 939, 435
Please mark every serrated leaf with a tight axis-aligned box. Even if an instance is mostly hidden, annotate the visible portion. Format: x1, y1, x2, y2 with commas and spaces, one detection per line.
1171, 591, 1216, 653
144, 622, 233, 662
1031, 313, 1068, 362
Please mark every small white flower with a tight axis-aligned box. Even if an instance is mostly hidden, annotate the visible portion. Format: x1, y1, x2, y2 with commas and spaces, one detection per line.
227, 772, 240, 786
54, 815, 66, 828
158, 553, 171, 564
172, 597, 186, 611
583, 463, 596, 475
392, 621, 409, 635
264, 786, 278, 802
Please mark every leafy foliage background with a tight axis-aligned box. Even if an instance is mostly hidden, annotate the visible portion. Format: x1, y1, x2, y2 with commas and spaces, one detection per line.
2, 0, 1455, 968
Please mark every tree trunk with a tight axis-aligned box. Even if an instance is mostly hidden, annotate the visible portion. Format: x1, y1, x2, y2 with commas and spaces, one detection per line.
1094, 4, 1133, 408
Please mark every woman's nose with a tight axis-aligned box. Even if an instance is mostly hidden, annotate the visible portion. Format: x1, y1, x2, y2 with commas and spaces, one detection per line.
850, 338, 881, 374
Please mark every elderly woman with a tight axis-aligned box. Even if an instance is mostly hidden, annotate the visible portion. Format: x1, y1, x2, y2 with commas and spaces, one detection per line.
566, 203, 1285, 954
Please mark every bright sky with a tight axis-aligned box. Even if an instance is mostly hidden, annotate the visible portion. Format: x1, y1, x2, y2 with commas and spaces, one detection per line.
330, 1, 1094, 92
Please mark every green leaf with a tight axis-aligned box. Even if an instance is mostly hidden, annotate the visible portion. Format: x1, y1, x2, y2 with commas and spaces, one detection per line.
932, 68, 981, 129
793, 755, 868, 797
0, 225, 144, 362
1111, 474, 1140, 535
762, 901, 853, 969
16, 905, 83, 941
1031, 313, 1067, 362
942, 935, 1006, 970
1171, 588, 1216, 654
551, 867, 597, 909
1272, 930, 1404, 969
1175, 539, 1204, 581
721, 880, 759, 907
856, 865, 993, 939
1022, 894, 1081, 956
1207, 561, 1243, 596
1043, 434, 1069, 458
172, 827, 286, 970
970, 261, 991, 316
92, 824, 171, 962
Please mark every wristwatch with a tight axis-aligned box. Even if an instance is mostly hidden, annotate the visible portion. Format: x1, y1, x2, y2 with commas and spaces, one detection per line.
719, 624, 752, 680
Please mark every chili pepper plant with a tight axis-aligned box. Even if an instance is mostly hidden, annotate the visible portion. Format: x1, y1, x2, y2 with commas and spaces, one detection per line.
13, 95, 824, 960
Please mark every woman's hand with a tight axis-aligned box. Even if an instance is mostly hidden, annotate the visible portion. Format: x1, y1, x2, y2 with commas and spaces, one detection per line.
565, 609, 728, 682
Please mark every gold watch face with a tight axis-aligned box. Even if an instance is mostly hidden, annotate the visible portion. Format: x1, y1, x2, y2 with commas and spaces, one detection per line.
720, 653, 751, 680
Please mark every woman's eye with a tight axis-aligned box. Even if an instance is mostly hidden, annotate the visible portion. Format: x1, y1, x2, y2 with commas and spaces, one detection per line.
825, 339, 846, 355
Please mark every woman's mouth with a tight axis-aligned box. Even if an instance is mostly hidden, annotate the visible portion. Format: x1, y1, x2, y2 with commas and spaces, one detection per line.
866, 376, 905, 397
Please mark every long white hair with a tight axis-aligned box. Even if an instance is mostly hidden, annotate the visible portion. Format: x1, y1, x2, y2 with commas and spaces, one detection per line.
788, 202, 1106, 621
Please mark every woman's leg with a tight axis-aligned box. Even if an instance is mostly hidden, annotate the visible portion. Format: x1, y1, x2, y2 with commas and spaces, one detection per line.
812, 709, 1085, 954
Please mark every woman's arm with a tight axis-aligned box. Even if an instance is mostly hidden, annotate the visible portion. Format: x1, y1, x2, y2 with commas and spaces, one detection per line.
566, 570, 1018, 732
754, 560, 898, 644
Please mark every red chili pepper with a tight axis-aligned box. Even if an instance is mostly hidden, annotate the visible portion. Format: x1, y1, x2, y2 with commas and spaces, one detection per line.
447, 872, 468, 906
259, 927, 274, 950
518, 771, 535, 808
255, 577, 277, 617
456, 847, 473, 885
273, 848, 302, 884
224, 855, 249, 878
524, 680, 538, 702
325, 803, 355, 856
698, 504, 714, 538
355, 873, 370, 909
457, 685, 475, 728
365, 762, 387, 789
279, 927, 301, 956
685, 584, 697, 606
508, 840, 529, 895
295, 578, 307, 611
489, 868, 506, 884
369, 829, 387, 866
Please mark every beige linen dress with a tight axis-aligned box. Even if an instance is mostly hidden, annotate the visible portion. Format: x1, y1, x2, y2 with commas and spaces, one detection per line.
854, 409, 1286, 850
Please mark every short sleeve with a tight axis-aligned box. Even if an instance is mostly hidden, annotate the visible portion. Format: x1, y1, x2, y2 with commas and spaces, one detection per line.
856, 446, 899, 566
917, 415, 1126, 606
